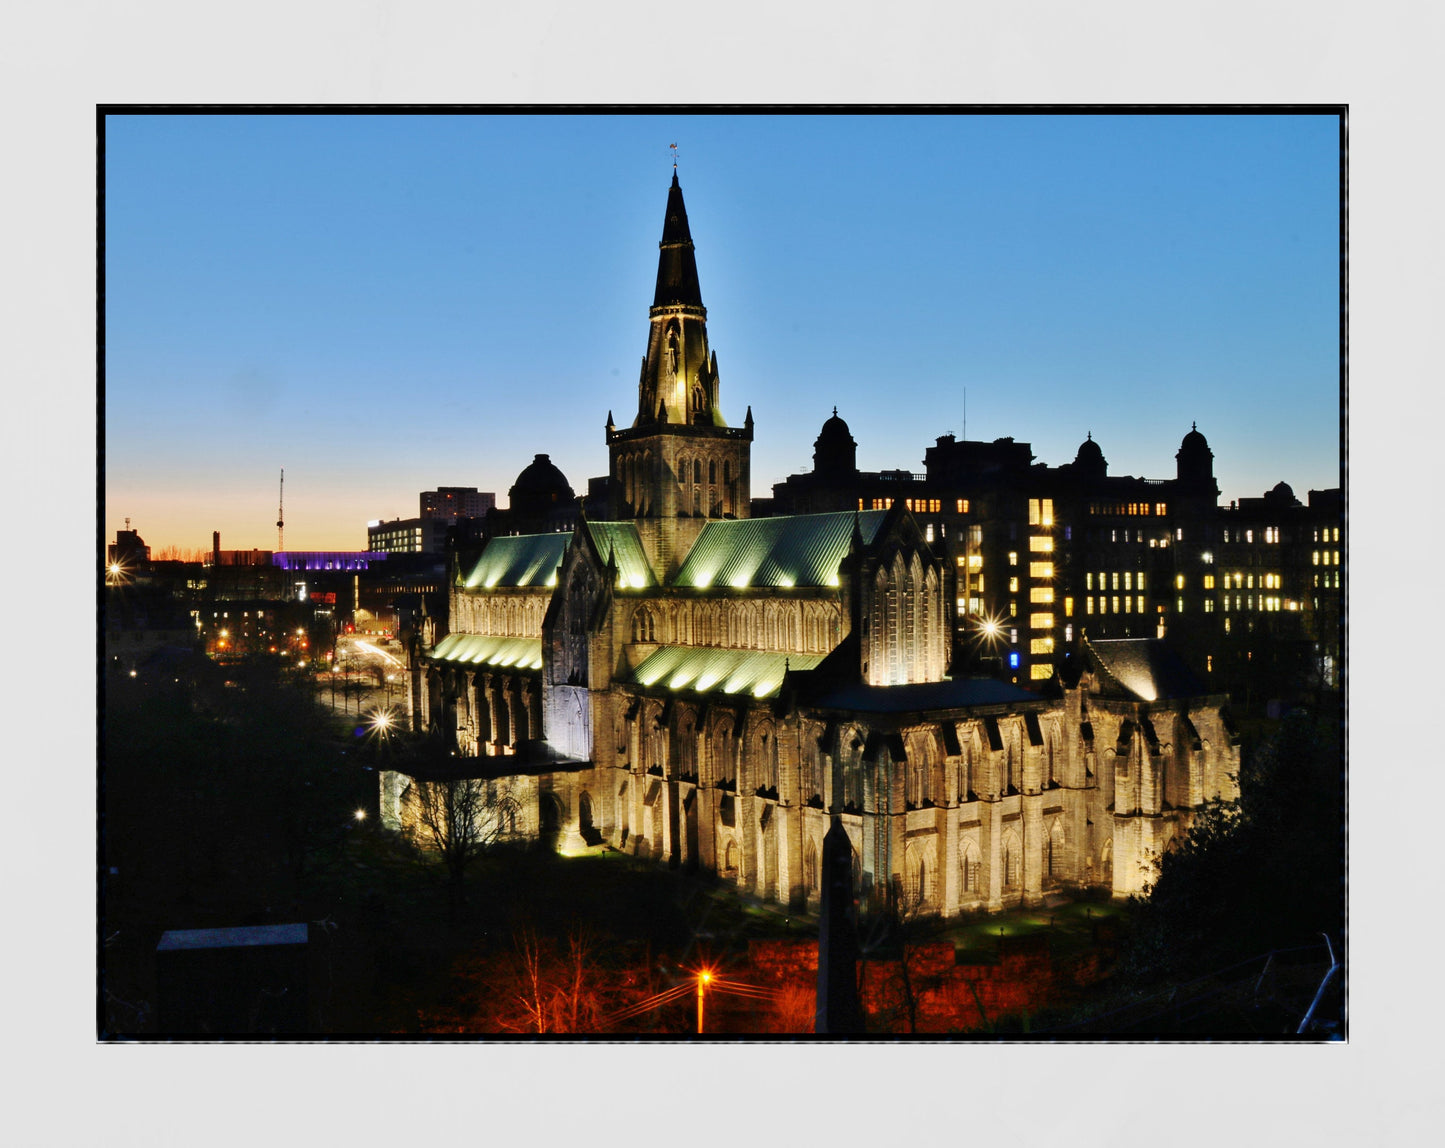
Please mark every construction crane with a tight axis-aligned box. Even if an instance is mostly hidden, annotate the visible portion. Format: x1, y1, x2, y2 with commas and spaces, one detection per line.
276, 468, 285, 552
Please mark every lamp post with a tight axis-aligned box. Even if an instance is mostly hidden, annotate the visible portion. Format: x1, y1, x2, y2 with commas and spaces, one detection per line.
696, 969, 712, 1035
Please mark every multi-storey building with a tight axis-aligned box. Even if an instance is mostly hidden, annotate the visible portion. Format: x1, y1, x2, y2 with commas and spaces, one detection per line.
420, 486, 496, 522
772, 414, 1341, 702
368, 516, 450, 555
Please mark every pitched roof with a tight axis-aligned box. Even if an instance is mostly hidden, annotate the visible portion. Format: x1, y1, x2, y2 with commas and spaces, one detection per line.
1083, 637, 1206, 702
631, 646, 825, 699
585, 521, 656, 589
428, 633, 544, 671
672, 510, 888, 590
461, 533, 571, 589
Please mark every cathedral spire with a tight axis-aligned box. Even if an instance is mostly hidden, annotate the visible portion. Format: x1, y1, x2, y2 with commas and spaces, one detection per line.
635, 172, 722, 429
653, 172, 703, 309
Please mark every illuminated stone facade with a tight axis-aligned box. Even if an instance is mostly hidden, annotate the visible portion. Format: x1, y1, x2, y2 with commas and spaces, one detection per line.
392, 173, 1240, 915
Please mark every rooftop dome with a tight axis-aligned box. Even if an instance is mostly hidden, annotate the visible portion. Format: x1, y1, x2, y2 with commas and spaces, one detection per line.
813, 407, 858, 477
1263, 480, 1301, 508
1175, 422, 1216, 488
817, 407, 853, 444
1179, 421, 1210, 453
1070, 432, 1107, 480
508, 453, 575, 513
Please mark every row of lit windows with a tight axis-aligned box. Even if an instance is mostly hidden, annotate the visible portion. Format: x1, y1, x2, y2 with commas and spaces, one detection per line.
1222, 595, 1286, 612
1224, 527, 1278, 544
1089, 501, 1167, 517
1087, 570, 1146, 591
1314, 527, 1341, 543
903, 498, 942, 513
1313, 550, 1340, 566
1027, 499, 1054, 527
1313, 572, 1341, 588
1085, 596, 1147, 615
1221, 571, 1282, 590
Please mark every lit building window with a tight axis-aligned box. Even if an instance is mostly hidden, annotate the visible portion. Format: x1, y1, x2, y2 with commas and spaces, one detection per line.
1086, 597, 1095, 615
1030, 663, 1053, 681
1009, 601, 1017, 617
1111, 572, 1120, 591
1203, 574, 1215, 589
1030, 587, 1054, 604
1064, 596, 1073, 617
1175, 574, 1184, 590
956, 499, 969, 513
1064, 624, 1073, 641
1008, 551, 1018, 566
1030, 562, 1053, 579
1029, 535, 1053, 552
1124, 571, 1133, 591
1030, 637, 1054, 655
1030, 613, 1054, 629
1009, 576, 1019, 593
1155, 503, 1166, 516
1204, 599, 1214, 612
1138, 596, 1145, 613
1086, 572, 1093, 590
1112, 596, 1120, 613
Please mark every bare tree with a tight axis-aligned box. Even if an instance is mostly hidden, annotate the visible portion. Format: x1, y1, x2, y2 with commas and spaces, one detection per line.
495, 925, 610, 1033
403, 774, 520, 922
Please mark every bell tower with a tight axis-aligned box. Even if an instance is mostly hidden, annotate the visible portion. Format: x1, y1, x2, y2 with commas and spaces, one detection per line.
607, 170, 753, 579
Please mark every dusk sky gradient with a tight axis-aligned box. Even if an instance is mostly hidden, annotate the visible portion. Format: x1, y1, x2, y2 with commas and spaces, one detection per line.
104, 112, 1341, 553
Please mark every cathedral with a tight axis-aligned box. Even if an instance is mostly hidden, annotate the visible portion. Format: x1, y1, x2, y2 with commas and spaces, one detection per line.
381, 172, 1240, 916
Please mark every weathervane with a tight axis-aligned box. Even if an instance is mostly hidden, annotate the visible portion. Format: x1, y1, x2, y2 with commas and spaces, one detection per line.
669, 142, 679, 171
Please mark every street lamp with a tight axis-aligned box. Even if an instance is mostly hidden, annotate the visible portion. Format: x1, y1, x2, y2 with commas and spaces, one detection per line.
696, 968, 713, 1034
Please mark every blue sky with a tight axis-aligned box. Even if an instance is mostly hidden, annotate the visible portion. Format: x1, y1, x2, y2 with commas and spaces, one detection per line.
104, 112, 1341, 552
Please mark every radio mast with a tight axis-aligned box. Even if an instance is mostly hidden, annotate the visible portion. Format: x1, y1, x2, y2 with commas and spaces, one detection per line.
276, 468, 285, 552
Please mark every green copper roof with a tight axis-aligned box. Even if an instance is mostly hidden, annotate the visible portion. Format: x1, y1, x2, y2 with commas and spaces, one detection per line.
461, 534, 571, 589
631, 646, 824, 698
672, 510, 887, 590
427, 633, 544, 671
586, 521, 656, 589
